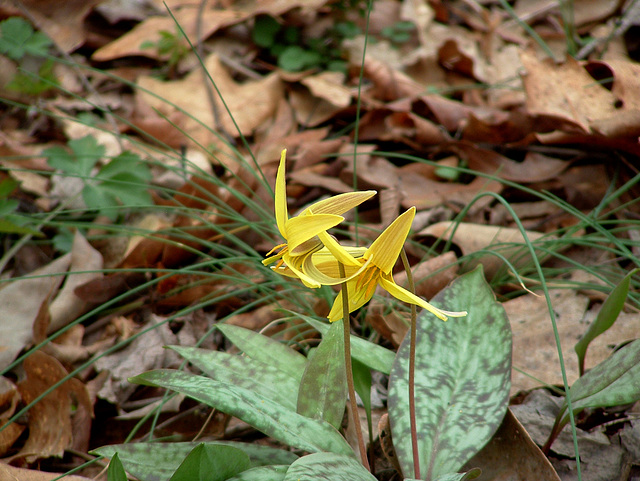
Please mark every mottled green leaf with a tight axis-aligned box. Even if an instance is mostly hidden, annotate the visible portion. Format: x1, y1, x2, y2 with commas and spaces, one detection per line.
388, 266, 511, 479
131, 370, 353, 455
217, 324, 307, 381
107, 453, 127, 481
283, 453, 376, 481
92, 441, 297, 481
575, 268, 639, 375
561, 339, 640, 427
301, 316, 394, 374
227, 465, 288, 481
169, 444, 250, 481
297, 319, 346, 429
169, 346, 299, 410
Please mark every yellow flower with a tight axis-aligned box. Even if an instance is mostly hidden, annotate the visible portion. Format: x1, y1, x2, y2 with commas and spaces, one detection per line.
317, 207, 468, 322
263, 149, 375, 288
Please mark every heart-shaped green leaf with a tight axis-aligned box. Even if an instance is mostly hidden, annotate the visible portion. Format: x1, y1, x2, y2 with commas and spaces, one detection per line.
388, 266, 511, 479
168, 444, 250, 481
297, 319, 346, 428
283, 453, 377, 481
130, 370, 353, 456
169, 346, 299, 410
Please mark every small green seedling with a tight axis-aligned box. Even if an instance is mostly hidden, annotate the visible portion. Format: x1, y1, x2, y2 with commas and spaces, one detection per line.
44, 135, 152, 220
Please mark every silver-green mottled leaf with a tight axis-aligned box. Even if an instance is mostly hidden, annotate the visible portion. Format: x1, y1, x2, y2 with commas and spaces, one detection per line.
297, 319, 347, 429
226, 465, 288, 481
92, 441, 298, 481
283, 453, 377, 481
217, 324, 307, 381
301, 315, 394, 374
168, 346, 299, 410
130, 370, 353, 456
388, 266, 511, 479
168, 444, 250, 481
560, 338, 640, 426
574, 268, 638, 375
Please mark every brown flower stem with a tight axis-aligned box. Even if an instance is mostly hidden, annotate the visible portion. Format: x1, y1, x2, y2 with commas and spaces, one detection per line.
401, 249, 420, 480
339, 262, 370, 471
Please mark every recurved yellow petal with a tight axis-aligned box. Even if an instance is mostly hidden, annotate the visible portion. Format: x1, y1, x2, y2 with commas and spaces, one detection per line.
379, 275, 467, 321
367, 207, 416, 273
305, 190, 376, 216
285, 214, 343, 253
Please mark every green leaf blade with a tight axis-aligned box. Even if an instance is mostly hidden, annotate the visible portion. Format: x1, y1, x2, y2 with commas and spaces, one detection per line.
168, 346, 299, 411
282, 453, 377, 481
92, 441, 298, 481
296, 319, 346, 429
388, 266, 512, 479
216, 324, 307, 382
130, 370, 353, 456
168, 443, 250, 481
574, 268, 639, 374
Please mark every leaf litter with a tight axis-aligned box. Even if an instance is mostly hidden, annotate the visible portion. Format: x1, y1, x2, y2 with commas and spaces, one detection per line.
0, 0, 639, 479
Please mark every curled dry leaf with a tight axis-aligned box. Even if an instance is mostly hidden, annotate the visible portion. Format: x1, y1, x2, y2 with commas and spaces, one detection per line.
15, 351, 92, 462
463, 409, 561, 480
0, 254, 70, 371
0, 464, 92, 481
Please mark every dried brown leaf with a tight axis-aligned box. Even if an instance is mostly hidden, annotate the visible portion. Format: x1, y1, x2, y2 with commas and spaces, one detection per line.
16, 351, 92, 462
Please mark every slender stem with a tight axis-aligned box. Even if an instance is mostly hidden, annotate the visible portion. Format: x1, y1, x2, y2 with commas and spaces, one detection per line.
401, 249, 420, 480
339, 262, 370, 470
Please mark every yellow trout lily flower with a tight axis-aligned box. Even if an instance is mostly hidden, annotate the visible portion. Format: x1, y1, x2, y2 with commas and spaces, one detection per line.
263, 149, 375, 288
320, 207, 468, 322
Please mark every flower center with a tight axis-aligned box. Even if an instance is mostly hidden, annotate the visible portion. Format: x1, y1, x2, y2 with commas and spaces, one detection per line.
355, 264, 381, 299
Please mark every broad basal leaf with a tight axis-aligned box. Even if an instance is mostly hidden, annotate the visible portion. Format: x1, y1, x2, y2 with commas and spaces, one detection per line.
297, 319, 346, 429
169, 346, 299, 410
388, 266, 511, 479
93, 441, 297, 481
130, 370, 353, 456
283, 453, 377, 481
217, 324, 307, 382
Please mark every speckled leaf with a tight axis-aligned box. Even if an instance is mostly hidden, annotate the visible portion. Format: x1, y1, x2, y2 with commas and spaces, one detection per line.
227, 465, 288, 481
131, 370, 353, 456
560, 338, 640, 426
169, 346, 299, 410
282, 453, 377, 481
301, 315, 395, 374
297, 319, 347, 429
93, 441, 297, 481
169, 443, 250, 481
217, 324, 307, 381
388, 266, 511, 480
